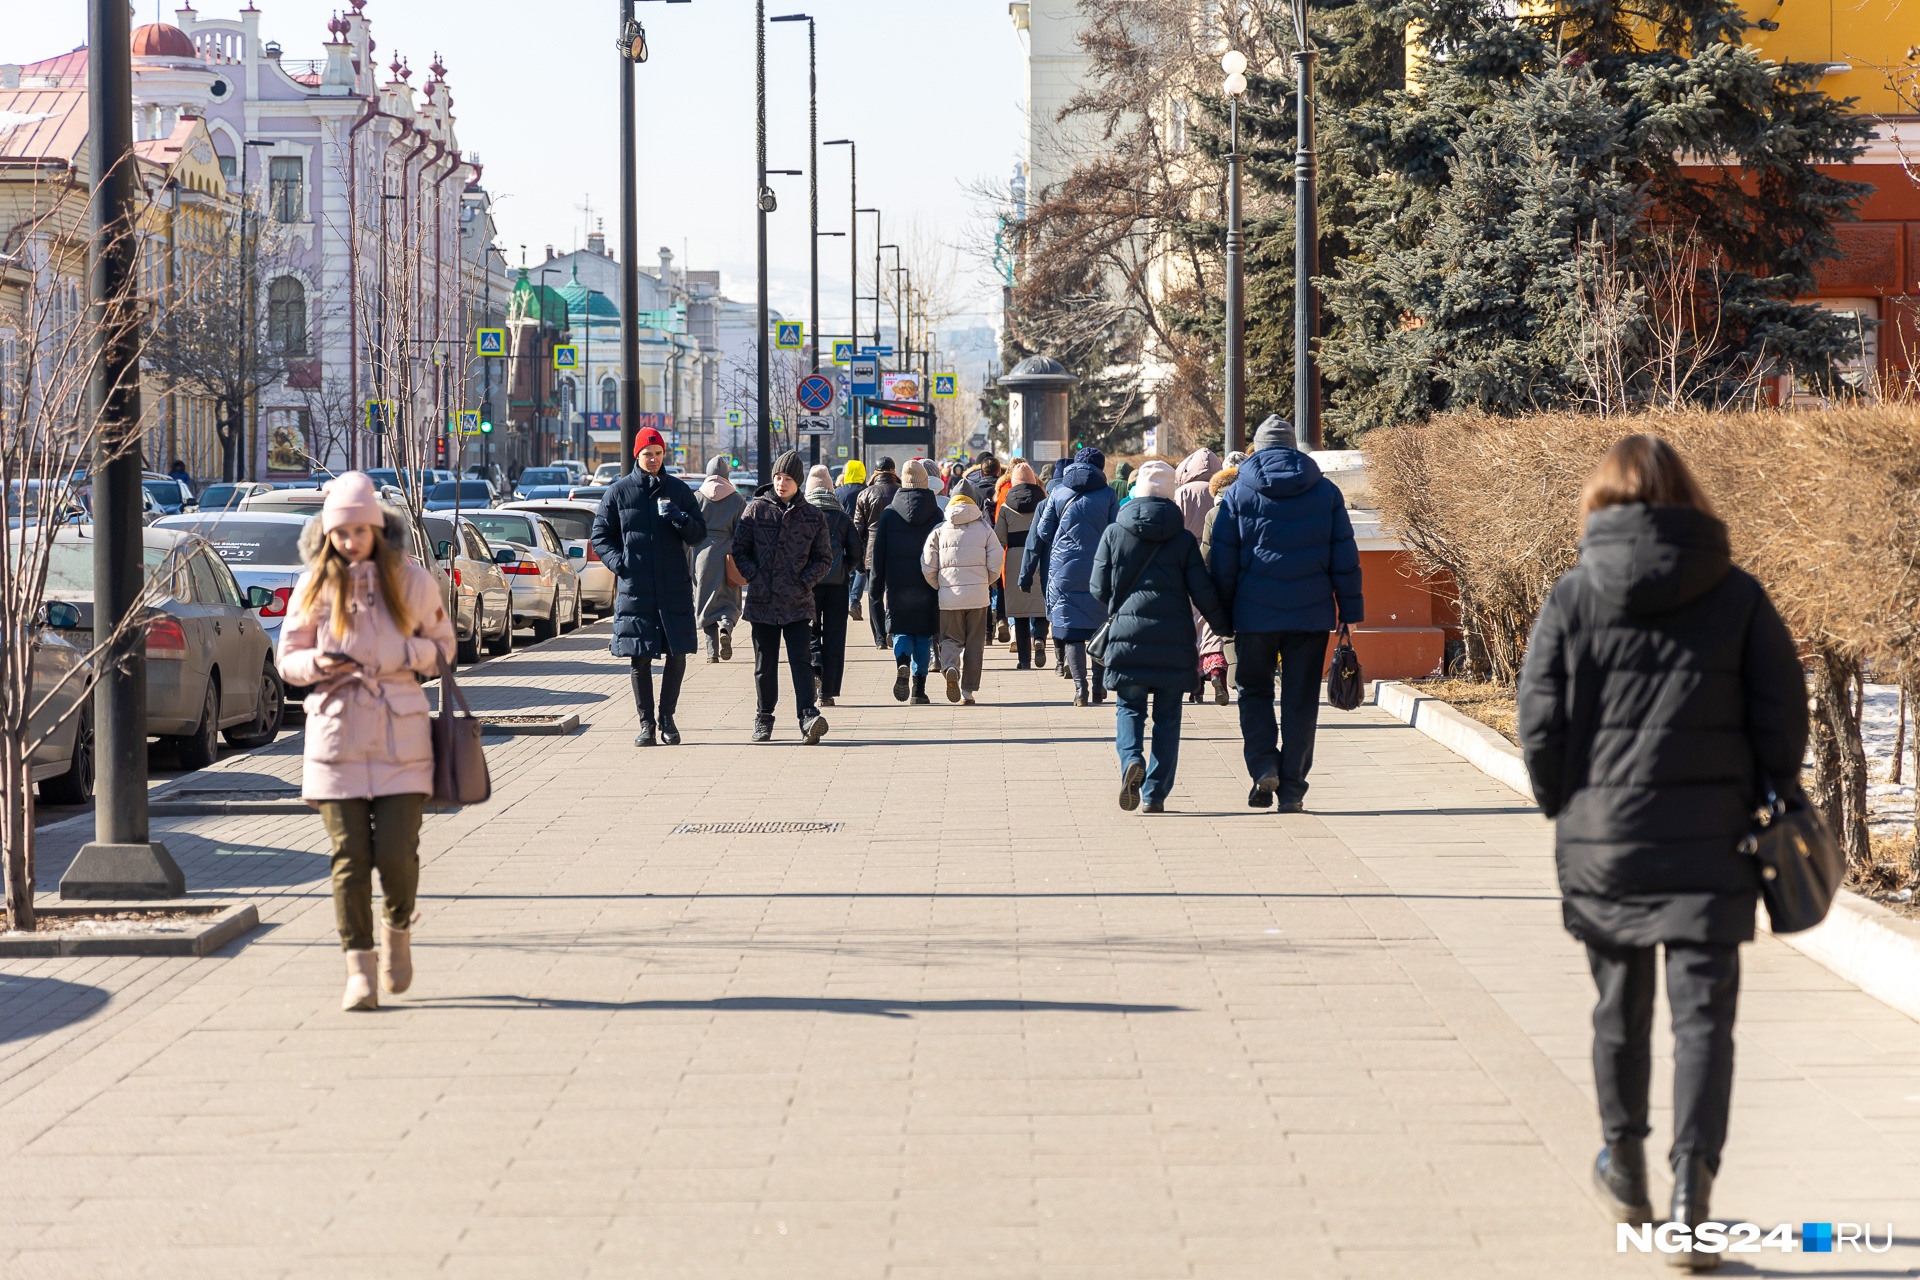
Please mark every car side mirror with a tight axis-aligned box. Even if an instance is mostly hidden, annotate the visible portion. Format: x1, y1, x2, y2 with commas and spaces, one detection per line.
44, 601, 81, 629
436, 540, 455, 561
568, 546, 585, 558
246, 585, 275, 610
493, 547, 515, 565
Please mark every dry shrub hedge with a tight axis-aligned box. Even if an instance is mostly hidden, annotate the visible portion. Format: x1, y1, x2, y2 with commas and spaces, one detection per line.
1366, 407, 1920, 871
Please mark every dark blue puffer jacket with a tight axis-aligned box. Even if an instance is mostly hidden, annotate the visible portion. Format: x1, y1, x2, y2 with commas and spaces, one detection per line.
1208, 447, 1363, 633
1020, 461, 1119, 637
1091, 497, 1231, 692
591, 467, 708, 658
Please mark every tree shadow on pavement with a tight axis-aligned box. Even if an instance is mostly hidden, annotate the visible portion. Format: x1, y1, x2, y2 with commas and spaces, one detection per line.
408, 994, 1189, 1019
0, 976, 111, 1044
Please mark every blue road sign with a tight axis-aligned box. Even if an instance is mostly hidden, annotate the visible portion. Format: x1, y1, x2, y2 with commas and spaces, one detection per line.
849, 355, 880, 397
859, 344, 894, 359
796, 373, 835, 413
832, 341, 855, 365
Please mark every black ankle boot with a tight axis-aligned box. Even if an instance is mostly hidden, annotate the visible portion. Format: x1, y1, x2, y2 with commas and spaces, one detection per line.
658, 714, 680, 745
1592, 1138, 1653, 1225
910, 673, 930, 705
1668, 1153, 1720, 1271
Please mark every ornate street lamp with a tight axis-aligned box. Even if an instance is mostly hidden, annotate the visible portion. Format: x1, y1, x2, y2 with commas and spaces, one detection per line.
1221, 49, 1248, 455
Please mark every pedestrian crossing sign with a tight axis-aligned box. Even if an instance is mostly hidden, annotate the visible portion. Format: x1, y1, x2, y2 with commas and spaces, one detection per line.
932, 374, 958, 399
832, 340, 855, 365
475, 328, 505, 358
365, 400, 392, 433
775, 321, 805, 351
553, 345, 579, 371
456, 410, 481, 436
726, 409, 745, 427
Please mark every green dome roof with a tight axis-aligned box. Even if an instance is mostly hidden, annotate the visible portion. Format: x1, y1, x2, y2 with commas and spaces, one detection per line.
560, 271, 621, 325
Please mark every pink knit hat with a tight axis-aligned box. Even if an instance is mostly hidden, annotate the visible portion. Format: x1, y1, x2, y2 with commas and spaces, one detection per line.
321, 471, 385, 533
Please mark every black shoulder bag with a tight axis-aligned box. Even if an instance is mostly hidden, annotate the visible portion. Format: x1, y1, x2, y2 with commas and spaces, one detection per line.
1740, 760, 1843, 935
1085, 538, 1165, 667
1325, 623, 1363, 711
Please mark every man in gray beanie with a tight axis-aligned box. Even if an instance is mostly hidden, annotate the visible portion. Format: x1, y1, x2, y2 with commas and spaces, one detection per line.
1252, 414, 1296, 452
732, 449, 834, 742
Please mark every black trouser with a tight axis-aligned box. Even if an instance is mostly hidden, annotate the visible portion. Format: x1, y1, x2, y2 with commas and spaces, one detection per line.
810, 583, 849, 698
1234, 630, 1330, 801
1586, 940, 1740, 1173
752, 619, 818, 723
866, 575, 888, 647
1013, 616, 1049, 667
629, 653, 685, 723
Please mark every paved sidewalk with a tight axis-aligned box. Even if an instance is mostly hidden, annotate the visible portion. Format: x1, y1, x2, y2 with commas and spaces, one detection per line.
1, 625, 1916, 1278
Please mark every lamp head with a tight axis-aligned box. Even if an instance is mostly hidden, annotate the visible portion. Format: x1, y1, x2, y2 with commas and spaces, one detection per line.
1220, 49, 1248, 76
1223, 71, 1248, 96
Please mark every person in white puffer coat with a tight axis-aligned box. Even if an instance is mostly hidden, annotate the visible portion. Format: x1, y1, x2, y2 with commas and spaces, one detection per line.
920, 493, 1005, 704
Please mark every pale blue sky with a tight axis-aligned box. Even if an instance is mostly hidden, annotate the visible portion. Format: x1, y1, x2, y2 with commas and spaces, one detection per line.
17, 1, 1028, 329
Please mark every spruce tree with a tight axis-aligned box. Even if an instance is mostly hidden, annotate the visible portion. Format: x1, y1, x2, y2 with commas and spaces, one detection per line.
1320, 0, 1875, 433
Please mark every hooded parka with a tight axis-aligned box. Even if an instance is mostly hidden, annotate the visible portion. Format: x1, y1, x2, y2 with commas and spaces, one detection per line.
1517, 504, 1807, 947
994, 476, 1048, 618
592, 466, 708, 658
1020, 451, 1119, 639
921, 496, 1006, 610
1090, 496, 1230, 692
805, 487, 862, 587
869, 485, 942, 636
853, 468, 903, 571
1209, 446, 1362, 633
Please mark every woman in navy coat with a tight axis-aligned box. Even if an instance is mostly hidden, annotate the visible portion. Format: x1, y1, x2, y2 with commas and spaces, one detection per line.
1019, 447, 1119, 705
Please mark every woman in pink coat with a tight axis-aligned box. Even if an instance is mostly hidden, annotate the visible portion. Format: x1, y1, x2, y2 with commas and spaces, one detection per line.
1173, 449, 1228, 704
278, 473, 457, 1011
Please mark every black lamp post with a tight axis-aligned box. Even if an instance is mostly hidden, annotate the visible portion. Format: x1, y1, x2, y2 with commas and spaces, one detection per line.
1291, 13, 1322, 449
772, 12, 824, 463
1221, 50, 1247, 455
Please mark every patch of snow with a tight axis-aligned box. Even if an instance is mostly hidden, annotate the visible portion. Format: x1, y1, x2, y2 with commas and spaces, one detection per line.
1863, 683, 1913, 838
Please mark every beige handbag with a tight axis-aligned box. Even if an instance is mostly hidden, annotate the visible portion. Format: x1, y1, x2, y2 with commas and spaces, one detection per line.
431, 653, 492, 806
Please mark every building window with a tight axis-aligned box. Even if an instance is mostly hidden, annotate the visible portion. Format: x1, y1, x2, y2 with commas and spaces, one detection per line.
601, 376, 618, 414
267, 276, 308, 354
269, 156, 304, 223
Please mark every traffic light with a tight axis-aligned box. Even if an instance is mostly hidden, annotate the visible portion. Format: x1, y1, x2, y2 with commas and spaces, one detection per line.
865, 407, 881, 428
479, 401, 494, 435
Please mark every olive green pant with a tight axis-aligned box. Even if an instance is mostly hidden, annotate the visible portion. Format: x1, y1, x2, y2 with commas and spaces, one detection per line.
319, 794, 425, 951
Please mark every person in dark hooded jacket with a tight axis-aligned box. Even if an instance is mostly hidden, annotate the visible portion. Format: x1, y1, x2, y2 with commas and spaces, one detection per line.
869, 459, 942, 704
1209, 417, 1362, 811
994, 461, 1050, 669
853, 457, 902, 649
732, 450, 834, 743
805, 465, 861, 707
1517, 435, 1806, 1256
1091, 462, 1231, 813
1021, 446, 1120, 706
593, 427, 708, 746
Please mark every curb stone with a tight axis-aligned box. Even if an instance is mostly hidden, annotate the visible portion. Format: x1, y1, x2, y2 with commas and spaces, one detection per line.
1371, 679, 1920, 1027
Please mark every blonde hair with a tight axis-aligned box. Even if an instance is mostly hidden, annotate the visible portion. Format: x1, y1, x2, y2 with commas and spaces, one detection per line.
296, 524, 413, 640
1580, 433, 1717, 521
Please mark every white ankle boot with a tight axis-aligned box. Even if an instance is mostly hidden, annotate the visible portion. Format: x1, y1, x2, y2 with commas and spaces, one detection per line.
342, 949, 378, 1011
380, 922, 413, 995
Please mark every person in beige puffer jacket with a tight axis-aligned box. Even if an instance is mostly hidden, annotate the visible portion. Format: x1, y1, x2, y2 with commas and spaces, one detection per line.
920, 492, 1005, 704
278, 472, 457, 1012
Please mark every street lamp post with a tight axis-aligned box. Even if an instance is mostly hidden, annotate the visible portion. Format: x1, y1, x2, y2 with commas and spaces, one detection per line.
1221, 50, 1248, 455
754, 0, 772, 487
1293, 35, 1322, 449
771, 13, 820, 463
69, 0, 182, 899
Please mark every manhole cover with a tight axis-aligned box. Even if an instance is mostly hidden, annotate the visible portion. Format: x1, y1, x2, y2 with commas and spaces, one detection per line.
669, 821, 843, 836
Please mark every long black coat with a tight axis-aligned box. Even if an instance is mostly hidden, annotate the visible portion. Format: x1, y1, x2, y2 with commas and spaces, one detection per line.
592, 467, 707, 658
1516, 504, 1807, 948
806, 490, 862, 588
853, 470, 902, 572
1090, 497, 1230, 692
868, 487, 942, 637
732, 491, 833, 626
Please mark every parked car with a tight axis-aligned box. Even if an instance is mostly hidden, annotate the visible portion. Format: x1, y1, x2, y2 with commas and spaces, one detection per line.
592, 462, 623, 485
462, 510, 583, 640
240, 484, 409, 515
28, 598, 94, 804
424, 480, 497, 511
420, 513, 515, 663
465, 463, 507, 494
152, 511, 311, 648
512, 466, 575, 500
498, 499, 614, 616
37, 525, 284, 767
195, 481, 275, 511
141, 473, 196, 516
558, 459, 588, 483
7, 480, 87, 530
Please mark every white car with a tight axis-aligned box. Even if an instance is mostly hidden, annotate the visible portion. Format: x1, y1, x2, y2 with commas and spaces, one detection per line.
498, 499, 614, 616
153, 511, 312, 648
462, 509, 583, 641
592, 462, 623, 485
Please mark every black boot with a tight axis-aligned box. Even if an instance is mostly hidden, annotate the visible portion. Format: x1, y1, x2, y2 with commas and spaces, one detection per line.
704, 626, 719, 663
1591, 1139, 1653, 1225
752, 715, 774, 743
1668, 1154, 1720, 1271
910, 673, 931, 705
630, 672, 656, 746
893, 662, 911, 702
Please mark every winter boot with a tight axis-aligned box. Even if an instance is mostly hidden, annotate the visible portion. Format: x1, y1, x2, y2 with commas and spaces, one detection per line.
1210, 670, 1230, 705
704, 626, 720, 663
631, 671, 656, 746
1592, 1139, 1653, 1225
849, 599, 863, 622
962, 690, 976, 706
718, 625, 733, 661
658, 715, 681, 746
910, 673, 931, 705
996, 619, 1010, 643
944, 666, 962, 703
1248, 772, 1279, 809
1033, 639, 1047, 668
1089, 662, 1108, 704
894, 662, 911, 702
752, 716, 774, 743
1118, 759, 1145, 812
802, 712, 830, 745
1668, 1154, 1720, 1271
342, 950, 378, 1011
380, 922, 414, 996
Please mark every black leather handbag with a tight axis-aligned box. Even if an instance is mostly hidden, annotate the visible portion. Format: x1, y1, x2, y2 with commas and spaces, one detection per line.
1325, 624, 1363, 711
1739, 774, 1843, 935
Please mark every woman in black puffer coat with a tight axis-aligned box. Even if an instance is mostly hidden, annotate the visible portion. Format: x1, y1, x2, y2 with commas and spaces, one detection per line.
868, 458, 942, 704
1517, 434, 1806, 1261
1090, 461, 1229, 815
592, 427, 708, 746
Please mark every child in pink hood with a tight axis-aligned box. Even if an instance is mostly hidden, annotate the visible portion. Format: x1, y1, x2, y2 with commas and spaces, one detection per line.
277, 472, 456, 1011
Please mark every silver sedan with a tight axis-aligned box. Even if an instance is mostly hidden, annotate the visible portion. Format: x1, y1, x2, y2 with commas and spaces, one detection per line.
463, 510, 583, 641
496, 499, 614, 616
